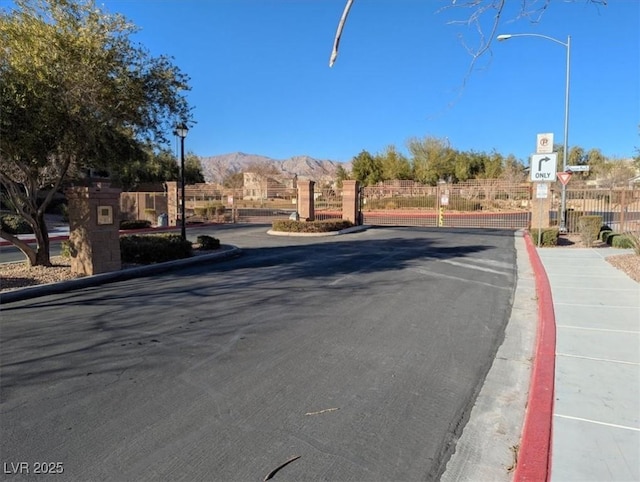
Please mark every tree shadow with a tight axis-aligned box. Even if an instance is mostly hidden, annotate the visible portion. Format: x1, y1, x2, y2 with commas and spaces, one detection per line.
1, 227, 517, 403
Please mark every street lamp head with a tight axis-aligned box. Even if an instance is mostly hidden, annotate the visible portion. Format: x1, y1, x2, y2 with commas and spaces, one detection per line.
174, 122, 189, 139
497, 34, 512, 41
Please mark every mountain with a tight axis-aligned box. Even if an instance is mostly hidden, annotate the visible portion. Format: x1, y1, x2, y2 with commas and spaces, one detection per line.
199, 152, 349, 185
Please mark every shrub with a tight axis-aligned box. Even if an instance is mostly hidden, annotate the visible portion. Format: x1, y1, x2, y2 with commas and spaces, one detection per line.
120, 234, 192, 264
577, 215, 602, 247
448, 197, 482, 211
196, 235, 220, 250
60, 240, 76, 258
0, 214, 33, 234
623, 231, 640, 255
612, 233, 640, 251
120, 219, 152, 230
599, 225, 613, 241
529, 227, 559, 247
272, 219, 354, 233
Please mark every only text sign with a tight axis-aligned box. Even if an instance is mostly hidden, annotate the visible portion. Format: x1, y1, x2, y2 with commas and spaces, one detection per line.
530, 153, 558, 182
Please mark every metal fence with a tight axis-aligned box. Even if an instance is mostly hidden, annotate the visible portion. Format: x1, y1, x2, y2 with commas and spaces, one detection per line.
550, 183, 640, 233
361, 180, 531, 229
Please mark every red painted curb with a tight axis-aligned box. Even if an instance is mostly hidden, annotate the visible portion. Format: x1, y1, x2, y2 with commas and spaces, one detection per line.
515, 231, 557, 482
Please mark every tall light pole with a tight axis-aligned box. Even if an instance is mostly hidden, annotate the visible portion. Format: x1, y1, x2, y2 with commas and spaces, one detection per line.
497, 33, 571, 233
174, 123, 189, 240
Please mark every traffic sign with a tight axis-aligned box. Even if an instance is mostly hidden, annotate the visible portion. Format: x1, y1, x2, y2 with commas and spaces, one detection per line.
557, 171, 572, 185
530, 153, 558, 182
536, 183, 549, 199
567, 165, 589, 172
536, 133, 554, 154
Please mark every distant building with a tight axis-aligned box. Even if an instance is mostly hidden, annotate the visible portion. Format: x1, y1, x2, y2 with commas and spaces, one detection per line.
242, 173, 296, 200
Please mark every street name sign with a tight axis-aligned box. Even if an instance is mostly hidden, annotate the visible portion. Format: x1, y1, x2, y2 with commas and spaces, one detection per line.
567, 165, 589, 172
530, 153, 558, 182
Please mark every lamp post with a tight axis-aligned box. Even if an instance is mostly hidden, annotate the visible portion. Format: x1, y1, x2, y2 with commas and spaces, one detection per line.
174, 123, 189, 240
497, 33, 571, 233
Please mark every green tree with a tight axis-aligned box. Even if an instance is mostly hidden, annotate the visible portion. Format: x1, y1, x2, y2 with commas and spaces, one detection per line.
334, 164, 350, 188
351, 150, 382, 186
0, 0, 191, 266
408, 136, 454, 185
377, 145, 412, 181
184, 153, 205, 185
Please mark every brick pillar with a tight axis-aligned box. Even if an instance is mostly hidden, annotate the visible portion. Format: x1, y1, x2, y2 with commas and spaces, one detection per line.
530, 182, 553, 229
342, 180, 361, 225
166, 181, 178, 227
297, 180, 315, 221
66, 183, 122, 275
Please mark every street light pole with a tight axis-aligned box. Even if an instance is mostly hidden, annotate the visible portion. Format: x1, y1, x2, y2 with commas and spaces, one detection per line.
174, 123, 189, 241
497, 33, 571, 233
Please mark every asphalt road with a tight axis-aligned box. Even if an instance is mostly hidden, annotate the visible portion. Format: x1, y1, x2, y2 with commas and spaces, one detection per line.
1, 226, 519, 481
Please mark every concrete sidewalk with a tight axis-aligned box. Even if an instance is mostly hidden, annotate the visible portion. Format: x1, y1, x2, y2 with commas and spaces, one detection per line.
537, 247, 640, 482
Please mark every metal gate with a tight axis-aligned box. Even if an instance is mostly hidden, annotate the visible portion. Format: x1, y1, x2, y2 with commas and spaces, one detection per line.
361, 180, 531, 229
550, 183, 640, 233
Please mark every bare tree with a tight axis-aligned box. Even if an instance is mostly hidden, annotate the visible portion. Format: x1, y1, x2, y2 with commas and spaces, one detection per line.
329, 0, 607, 69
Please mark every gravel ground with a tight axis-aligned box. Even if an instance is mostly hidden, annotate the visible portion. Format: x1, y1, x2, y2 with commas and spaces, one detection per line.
2, 235, 639, 292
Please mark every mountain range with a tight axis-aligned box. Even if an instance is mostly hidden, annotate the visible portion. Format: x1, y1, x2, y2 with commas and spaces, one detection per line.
199, 152, 349, 185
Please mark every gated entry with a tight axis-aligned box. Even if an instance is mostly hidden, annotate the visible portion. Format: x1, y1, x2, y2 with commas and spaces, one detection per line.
360, 180, 531, 229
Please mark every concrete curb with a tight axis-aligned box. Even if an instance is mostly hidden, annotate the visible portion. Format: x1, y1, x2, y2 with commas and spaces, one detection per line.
266, 225, 369, 237
0, 246, 241, 304
514, 231, 557, 482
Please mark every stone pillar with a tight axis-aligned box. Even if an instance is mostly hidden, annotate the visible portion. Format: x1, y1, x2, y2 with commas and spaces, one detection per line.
342, 180, 361, 225
166, 181, 178, 227
66, 183, 122, 275
530, 182, 553, 230
297, 179, 315, 221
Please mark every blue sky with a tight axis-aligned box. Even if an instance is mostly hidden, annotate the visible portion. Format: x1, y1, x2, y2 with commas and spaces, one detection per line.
102, 1, 638, 163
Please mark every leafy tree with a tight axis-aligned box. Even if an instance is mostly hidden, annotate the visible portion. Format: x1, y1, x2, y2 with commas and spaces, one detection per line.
593, 158, 636, 188
335, 164, 350, 188
184, 153, 205, 185
452, 150, 482, 181
378, 145, 412, 181
478, 151, 504, 179
351, 150, 382, 186
408, 136, 454, 185
500, 154, 527, 182
0, 0, 191, 266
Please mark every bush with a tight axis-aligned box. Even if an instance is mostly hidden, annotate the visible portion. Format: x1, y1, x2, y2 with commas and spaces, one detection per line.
577, 215, 602, 247
120, 234, 192, 264
623, 231, 640, 255
272, 219, 354, 233
120, 219, 152, 230
529, 227, 559, 247
611, 233, 640, 251
599, 226, 613, 241
448, 197, 482, 211
0, 214, 33, 234
60, 240, 76, 258
196, 235, 220, 250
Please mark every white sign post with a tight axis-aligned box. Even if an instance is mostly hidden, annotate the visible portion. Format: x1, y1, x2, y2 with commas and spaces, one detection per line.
535, 183, 549, 246
531, 151, 557, 247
